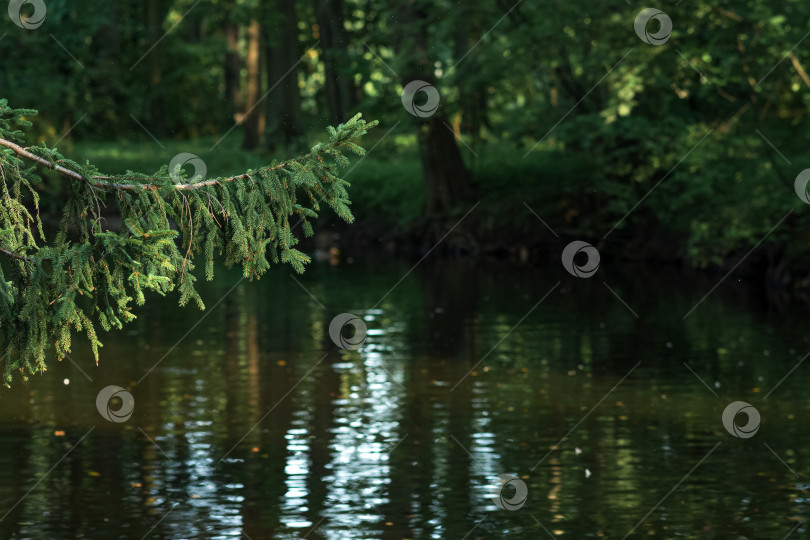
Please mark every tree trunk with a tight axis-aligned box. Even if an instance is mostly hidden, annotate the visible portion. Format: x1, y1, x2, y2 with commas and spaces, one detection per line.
147, 0, 165, 136
242, 18, 263, 150
453, 9, 489, 143
265, 0, 303, 149
225, 23, 242, 118
390, 0, 472, 216
314, 0, 356, 124
419, 115, 471, 215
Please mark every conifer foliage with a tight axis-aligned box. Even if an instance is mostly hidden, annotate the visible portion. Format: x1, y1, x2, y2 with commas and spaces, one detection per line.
0, 99, 377, 385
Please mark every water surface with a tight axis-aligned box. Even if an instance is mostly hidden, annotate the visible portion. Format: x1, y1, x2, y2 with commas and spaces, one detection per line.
0, 256, 807, 538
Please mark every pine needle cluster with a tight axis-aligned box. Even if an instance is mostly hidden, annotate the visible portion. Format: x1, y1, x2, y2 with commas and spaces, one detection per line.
0, 99, 377, 385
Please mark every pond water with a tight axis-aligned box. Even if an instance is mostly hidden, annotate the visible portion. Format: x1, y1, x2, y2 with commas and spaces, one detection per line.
0, 255, 808, 539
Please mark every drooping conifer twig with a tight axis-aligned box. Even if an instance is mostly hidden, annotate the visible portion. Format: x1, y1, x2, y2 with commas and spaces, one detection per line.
0, 98, 377, 385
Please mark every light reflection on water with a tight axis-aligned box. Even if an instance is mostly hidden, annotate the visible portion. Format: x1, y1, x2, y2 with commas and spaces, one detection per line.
0, 258, 809, 538
316, 310, 403, 539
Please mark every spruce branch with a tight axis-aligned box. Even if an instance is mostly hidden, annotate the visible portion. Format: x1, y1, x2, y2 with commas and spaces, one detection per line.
0, 135, 364, 192
0, 98, 377, 385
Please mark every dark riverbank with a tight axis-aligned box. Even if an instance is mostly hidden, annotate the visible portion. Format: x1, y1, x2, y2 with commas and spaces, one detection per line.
309, 212, 810, 297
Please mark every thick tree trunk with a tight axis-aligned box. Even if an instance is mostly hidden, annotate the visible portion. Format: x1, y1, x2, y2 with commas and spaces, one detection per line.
242, 18, 263, 150
265, 0, 303, 148
315, 0, 356, 124
419, 115, 471, 215
414, 109, 471, 216
390, 0, 472, 216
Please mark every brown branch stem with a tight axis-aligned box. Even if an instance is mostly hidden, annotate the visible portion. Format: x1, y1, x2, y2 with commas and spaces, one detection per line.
0, 134, 366, 192
0, 137, 87, 181
0, 245, 32, 262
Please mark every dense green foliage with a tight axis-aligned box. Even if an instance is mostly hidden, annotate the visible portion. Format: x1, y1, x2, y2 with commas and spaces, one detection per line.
0, 99, 375, 384
2, 0, 808, 273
